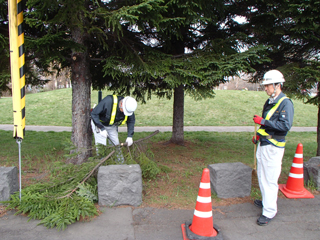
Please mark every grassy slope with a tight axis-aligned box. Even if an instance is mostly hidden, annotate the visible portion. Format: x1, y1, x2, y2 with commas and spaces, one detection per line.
0, 88, 317, 127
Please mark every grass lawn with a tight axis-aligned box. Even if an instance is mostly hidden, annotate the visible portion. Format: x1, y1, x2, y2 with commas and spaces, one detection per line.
0, 129, 318, 209
0, 88, 318, 210
0, 88, 317, 127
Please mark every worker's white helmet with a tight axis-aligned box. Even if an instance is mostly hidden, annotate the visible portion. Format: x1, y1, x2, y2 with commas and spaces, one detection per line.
122, 96, 137, 116
261, 70, 285, 85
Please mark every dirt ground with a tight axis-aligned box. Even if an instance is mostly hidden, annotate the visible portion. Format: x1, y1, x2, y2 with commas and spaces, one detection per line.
0, 206, 7, 218
137, 141, 260, 209
139, 140, 318, 209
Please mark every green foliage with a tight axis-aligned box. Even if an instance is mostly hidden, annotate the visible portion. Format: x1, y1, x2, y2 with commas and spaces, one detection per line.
306, 178, 318, 192
99, 0, 271, 103
92, 140, 162, 180
0, 8, 10, 95
280, 61, 320, 106
4, 160, 99, 230
39, 196, 97, 231
0, 130, 163, 230
76, 183, 98, 202
158, 164, 172, 173
137, 152, 161, 179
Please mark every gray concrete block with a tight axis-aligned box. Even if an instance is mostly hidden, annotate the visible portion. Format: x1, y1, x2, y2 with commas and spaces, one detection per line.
208, 162, 252, 199
98, 164, 142, 207
0, 167, 19, 202
304, 157, 320, 190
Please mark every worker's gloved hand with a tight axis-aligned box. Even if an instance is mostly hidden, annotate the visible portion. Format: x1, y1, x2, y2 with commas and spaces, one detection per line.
126, 137, 133, 147
100, 130, 108, 138
253, 115, 265, 125
252, 135, 260, 144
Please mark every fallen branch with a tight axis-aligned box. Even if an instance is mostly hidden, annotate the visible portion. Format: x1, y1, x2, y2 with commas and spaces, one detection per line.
106, 130, 160, 148
59, 150, 115, 199
132, 130, 160, 144
59, 130, 160, 199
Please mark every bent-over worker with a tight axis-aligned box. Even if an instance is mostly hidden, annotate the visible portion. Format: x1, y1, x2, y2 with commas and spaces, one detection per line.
91, 95, 137, 162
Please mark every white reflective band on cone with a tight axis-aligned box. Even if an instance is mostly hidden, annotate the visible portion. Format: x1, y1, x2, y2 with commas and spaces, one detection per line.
291, 163, 303, 168
199, 182, 210, 189
197, 196, 211, 203
289, 173, 303, 178
194, 210, 212, 218
295, 154, 303, 158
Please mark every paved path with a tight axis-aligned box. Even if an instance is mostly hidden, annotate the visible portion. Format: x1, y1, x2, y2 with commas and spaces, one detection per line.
0, 124, 317, 132
1, 195, 319, 240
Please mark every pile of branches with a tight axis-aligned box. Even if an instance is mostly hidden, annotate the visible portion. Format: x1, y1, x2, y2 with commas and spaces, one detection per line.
3, 131, 160, 230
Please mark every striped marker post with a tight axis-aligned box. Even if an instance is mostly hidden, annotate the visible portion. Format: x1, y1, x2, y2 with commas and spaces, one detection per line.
8, 0, 26, 200
9, 0, 26, 140
181, 168, 222, 240
279, 143, 314, 199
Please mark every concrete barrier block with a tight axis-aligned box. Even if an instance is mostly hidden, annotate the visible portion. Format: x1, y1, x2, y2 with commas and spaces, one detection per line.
98, 164, 142, 207
0, 167, 19, 202
304, 157, 320, 190
208, 162, 252, 199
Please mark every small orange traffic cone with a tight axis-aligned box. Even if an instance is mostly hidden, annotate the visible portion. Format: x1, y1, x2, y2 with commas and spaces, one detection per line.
181, 168, 222, 240
279, 143, 314, 199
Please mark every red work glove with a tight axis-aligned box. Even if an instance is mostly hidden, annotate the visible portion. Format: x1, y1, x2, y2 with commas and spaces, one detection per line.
252, 135, 260, 144
253, 115, 265, 125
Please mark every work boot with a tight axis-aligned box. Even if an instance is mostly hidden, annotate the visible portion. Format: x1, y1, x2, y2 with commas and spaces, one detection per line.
257, 215, 273, 226
254, 199, 263, 208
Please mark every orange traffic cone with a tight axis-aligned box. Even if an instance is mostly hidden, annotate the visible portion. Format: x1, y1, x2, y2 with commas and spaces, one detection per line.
181, 168, 222, 240
279, 143, 314, 199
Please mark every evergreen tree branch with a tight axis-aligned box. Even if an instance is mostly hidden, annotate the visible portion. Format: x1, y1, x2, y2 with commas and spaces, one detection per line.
59, 150, 115, 199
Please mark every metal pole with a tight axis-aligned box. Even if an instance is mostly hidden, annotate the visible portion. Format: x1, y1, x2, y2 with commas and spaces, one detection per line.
254, 123, 257, 172
16, 139, 22, 200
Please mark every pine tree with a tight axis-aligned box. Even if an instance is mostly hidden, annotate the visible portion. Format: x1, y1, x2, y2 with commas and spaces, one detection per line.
239, 0, 320, 154
101, 0, 269, 145
0, 0, 45, 96
20, 0, 166, 163
3, 0, 273, 158
0, 0, 13, 95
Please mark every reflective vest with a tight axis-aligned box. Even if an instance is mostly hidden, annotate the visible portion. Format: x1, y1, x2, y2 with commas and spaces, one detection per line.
257, 96, 288, 148
109, 95, 127, 126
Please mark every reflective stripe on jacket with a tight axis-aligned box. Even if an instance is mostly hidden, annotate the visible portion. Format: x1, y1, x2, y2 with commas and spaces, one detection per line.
257, 94, 293, 148
90, 95, 135, 137
109, 95, 127, 126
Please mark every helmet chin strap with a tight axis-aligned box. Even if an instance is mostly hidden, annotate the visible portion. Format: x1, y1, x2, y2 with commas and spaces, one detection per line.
269, 83, 280, 104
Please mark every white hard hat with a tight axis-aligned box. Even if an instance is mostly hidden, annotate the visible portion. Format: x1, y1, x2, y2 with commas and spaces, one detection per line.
261, 70, 285, 85
122, 96, 137, 116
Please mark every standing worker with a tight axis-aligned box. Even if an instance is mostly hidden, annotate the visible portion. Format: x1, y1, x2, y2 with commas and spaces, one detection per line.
91, 95, 137, 162
252, 69, 294, 226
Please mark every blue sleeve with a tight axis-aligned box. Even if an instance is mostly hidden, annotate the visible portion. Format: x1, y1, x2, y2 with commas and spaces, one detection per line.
91, 96, 112, 130
264, 99, 294, 132
127, 113, 135, 137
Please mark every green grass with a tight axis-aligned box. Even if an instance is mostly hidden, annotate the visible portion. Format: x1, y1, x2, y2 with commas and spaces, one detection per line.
1, 130, 316, 208
0, 88, 317, 127
0, 88, 318, 208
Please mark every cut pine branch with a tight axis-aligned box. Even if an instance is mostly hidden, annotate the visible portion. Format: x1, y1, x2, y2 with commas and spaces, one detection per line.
59, 150, 115, 199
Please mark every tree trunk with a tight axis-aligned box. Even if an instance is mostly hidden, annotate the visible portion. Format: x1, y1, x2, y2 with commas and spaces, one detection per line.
170, 84, 184, 145
70, 26, 92, 164
317, 104, 320, 156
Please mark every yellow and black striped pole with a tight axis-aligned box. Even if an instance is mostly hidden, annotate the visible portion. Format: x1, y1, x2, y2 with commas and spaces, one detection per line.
8, 0, 26, 200
9, 0, 26, 140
